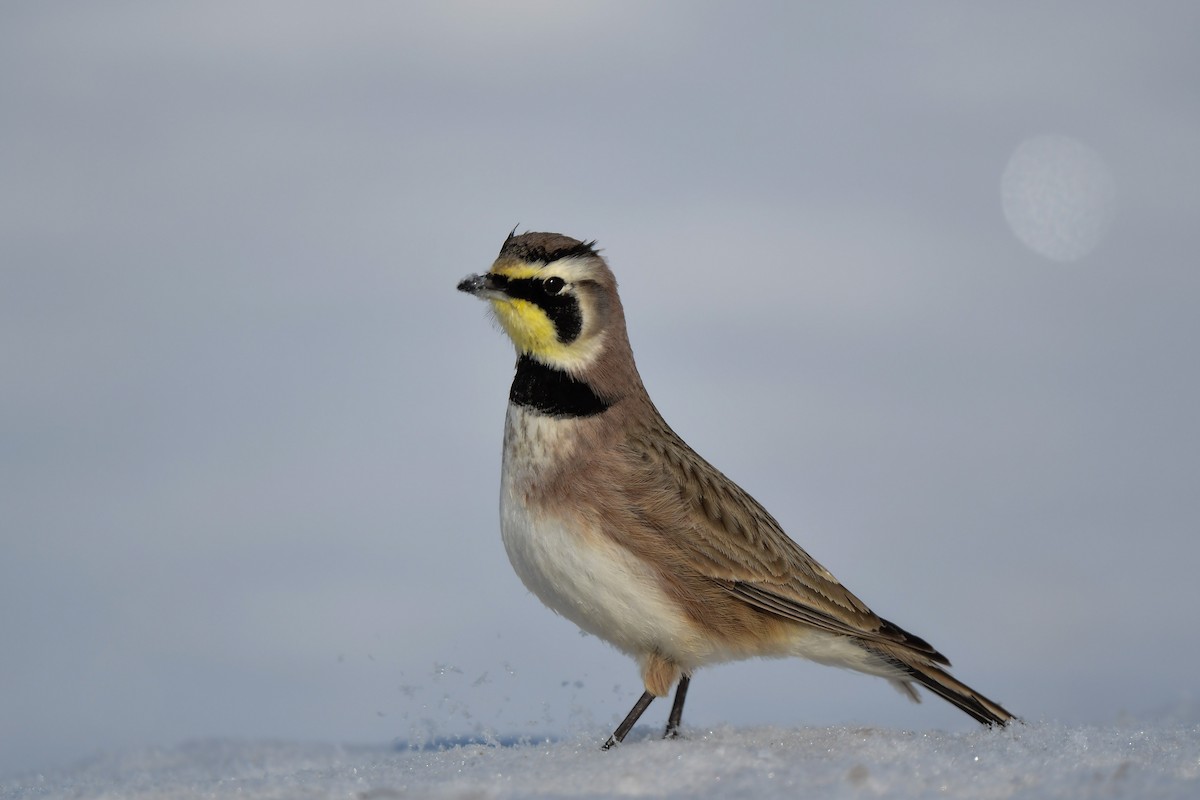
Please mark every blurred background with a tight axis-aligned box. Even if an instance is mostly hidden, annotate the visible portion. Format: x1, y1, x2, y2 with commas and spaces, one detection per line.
3, 1, 1198, 778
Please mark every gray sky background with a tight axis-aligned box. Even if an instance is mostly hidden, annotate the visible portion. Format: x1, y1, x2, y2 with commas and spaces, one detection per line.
3, 1, 1199, 778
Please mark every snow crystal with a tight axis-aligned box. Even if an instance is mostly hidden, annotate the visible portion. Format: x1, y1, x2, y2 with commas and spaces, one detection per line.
3, 720, 1197, 799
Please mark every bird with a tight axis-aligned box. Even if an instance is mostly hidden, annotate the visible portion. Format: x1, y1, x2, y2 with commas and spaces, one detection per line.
456, 230, 1015, 748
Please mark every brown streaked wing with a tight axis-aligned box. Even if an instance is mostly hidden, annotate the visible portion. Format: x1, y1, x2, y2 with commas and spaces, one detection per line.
623, 413, 947, 662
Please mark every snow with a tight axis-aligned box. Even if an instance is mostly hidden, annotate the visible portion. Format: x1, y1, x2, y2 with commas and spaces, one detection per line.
5, 721, 1197, 799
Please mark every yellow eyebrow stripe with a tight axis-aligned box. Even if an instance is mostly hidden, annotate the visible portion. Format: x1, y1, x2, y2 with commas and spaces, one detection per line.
491, 262, 543, 280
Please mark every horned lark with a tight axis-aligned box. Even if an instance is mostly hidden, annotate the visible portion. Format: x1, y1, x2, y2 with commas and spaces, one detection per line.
457, 231, 1015, 748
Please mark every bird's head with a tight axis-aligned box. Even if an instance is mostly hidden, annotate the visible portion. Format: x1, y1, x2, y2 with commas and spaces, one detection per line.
458, 230, 623, 375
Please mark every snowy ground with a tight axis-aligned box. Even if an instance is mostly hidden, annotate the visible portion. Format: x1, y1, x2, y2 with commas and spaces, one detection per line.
4, 720, 1197, 800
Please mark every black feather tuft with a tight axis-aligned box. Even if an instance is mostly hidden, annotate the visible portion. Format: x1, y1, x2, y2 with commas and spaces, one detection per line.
498, 231, 600, 264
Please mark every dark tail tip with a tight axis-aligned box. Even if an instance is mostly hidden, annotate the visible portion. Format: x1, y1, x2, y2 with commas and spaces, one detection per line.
897, 660, 1017, 727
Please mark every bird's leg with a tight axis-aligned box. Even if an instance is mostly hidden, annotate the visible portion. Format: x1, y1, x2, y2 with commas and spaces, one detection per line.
601, 690, 656, 750
663, 674, 690, 739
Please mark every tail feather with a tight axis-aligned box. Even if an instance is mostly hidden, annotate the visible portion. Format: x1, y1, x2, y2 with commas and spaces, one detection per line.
866, 616, 1016, 726
892, 658, 1016, 726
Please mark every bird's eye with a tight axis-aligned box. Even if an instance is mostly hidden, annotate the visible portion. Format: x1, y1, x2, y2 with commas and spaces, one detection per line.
543, 276, 566, 295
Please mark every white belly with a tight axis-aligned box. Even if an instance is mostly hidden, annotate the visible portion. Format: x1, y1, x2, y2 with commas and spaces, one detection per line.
498, 405, 707, 664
